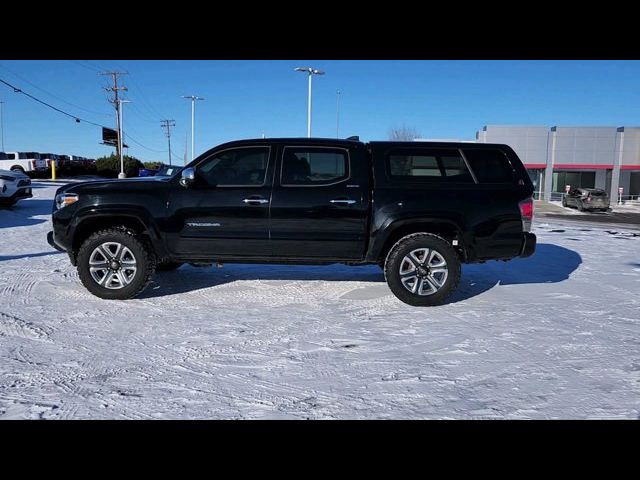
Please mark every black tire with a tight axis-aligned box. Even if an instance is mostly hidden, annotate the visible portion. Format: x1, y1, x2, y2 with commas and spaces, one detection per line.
77, 227, 156, 300
384, 233, 461, 307
577, 201, 585, 212
562, 197, 567, 207
10, 166, 25, 173
156, 260, 184, 271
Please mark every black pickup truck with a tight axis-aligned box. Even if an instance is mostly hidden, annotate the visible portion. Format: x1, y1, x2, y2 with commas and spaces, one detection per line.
48, 138, 536, 306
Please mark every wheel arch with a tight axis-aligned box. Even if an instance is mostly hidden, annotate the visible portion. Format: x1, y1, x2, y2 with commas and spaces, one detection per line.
69, 209, 166, 263
369, 217, 468, 264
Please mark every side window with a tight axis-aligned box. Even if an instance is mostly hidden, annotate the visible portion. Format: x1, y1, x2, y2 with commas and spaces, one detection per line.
197, 147, 270, 186
462, 149, 515, 183
281, 147, 348, 186
386, 149, 473, 183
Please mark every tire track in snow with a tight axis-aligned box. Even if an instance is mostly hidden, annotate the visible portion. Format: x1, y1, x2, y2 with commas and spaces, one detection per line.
0, 311, 52, 341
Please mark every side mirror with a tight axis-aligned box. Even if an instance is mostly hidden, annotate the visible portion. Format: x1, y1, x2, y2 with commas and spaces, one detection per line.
180, 167, 195, 187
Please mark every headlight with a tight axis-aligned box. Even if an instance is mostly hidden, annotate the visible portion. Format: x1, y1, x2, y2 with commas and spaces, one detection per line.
55, 193, 79, 209
0, 175, 16, 182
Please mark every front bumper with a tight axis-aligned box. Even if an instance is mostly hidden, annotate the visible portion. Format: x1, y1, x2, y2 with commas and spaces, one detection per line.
519, 232, 536, 258
47, 231, 66, 252
1, 187, 32, 201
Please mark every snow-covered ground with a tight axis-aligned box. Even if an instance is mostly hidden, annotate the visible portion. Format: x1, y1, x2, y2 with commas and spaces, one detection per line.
1, 182, 639, 419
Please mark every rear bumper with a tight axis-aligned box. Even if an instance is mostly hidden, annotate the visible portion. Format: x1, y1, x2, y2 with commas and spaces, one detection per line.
519, 232, 536, 258
47, 231, 66, 252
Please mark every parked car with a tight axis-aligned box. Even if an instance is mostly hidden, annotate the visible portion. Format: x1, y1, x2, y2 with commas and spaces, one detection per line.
40, 153, 61, 169
48, 138, 536, 306
0, 152, 47, 173
562, 188, 609, 212
139, 164, 182, 178
155, 164, 182, 177
0, 168, 32, 206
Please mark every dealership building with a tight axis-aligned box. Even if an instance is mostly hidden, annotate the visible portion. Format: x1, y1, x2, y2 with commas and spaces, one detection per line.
475, 125, 640, 201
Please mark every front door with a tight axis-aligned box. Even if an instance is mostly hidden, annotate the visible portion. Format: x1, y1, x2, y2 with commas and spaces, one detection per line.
166, 145, 274, 257
269, 145, 368, 259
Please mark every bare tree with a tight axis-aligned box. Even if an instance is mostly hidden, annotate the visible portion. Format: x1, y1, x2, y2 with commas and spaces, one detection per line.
389, 125, 421, 141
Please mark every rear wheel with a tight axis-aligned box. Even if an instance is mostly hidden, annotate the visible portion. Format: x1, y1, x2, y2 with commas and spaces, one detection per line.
77, 228, 156, 300
10, 166, 25, 174
384, 233, 461, 307
562, 196, 567, 207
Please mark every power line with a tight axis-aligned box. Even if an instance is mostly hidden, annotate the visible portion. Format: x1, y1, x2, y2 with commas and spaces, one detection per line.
123, 133, 168, 153
69, 60, 102, 73
0, 62, 111, 117
127, 76, 166, 120
0, 77, 109, 129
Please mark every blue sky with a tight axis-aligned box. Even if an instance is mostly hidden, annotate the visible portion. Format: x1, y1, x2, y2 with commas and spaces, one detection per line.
0, 60, 639, 162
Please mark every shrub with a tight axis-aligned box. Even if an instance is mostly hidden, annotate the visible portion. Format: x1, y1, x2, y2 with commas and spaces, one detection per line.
95, 155, 144, 178
143, 162, 162, 170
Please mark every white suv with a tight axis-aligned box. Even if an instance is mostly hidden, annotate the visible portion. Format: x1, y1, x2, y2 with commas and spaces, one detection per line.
0, 168, 32, 206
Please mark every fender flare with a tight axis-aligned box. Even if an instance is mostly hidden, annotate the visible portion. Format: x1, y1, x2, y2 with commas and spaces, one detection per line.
367, 215, 469, 262
70, 206, 167, 256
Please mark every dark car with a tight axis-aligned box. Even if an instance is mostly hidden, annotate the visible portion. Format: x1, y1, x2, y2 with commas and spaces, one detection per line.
562, 188, 609, 212
139, 164, 182, 178
48, 138, 536, 306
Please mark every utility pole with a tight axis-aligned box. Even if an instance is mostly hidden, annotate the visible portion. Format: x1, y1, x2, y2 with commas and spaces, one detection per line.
182, 95, 204, 162
184, 132, 188, 166
101, 71, 128, 158
0, 100, 4, 151
160, 119, 176, 165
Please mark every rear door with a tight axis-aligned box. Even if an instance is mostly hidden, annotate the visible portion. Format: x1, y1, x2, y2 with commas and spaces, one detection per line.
269, 144, 369, 259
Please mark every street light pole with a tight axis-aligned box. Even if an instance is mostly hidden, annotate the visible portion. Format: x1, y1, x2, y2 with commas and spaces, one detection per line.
182, 95, 205, 162
294, 67, 325, 138
0, 100, 5, 151
117, 99, 130, 179
336, 90, 341, 139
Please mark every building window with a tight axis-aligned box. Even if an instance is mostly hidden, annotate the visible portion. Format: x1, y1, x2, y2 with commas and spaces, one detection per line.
552, 171, 596, 192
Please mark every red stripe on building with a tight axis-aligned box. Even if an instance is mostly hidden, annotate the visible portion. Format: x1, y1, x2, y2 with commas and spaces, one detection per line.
620, 165, 640, 170
553, 164, 613, 170
523, 163, 547, 169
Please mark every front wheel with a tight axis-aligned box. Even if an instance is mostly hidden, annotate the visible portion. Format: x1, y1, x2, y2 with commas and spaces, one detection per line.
384, 233, 461, 307
77, 228, 156, 300
562, 197, 567, 207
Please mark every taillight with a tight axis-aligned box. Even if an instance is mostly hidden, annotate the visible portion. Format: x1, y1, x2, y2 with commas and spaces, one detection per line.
518, 197, 534, 232
31, 160, 36, 168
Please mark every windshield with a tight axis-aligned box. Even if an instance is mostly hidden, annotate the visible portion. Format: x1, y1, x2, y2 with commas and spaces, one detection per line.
156, 165, 182, 177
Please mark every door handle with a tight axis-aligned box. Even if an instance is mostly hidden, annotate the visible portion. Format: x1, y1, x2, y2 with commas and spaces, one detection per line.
243, 197, 269, 204
330, 199, 356, 205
